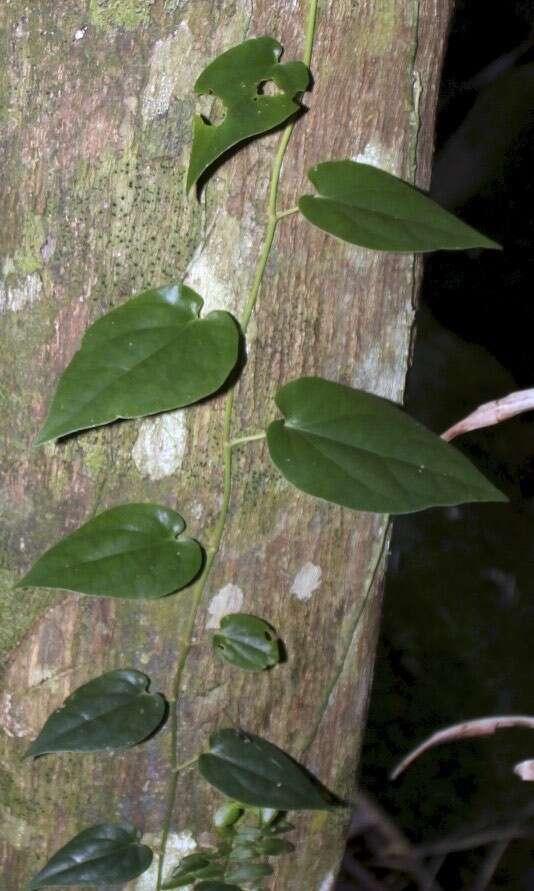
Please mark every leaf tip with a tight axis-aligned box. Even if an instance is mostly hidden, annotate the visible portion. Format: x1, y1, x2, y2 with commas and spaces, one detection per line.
33, 428, 53, 447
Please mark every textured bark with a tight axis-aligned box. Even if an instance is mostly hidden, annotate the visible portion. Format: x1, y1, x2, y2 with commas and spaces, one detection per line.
0, 1, 452, 888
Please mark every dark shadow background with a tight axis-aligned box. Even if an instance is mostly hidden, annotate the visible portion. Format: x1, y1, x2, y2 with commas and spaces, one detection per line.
339, 2, 534, 888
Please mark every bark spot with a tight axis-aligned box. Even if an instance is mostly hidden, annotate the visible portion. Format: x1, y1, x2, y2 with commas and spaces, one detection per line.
206, 584, 244, 629
0, 271, 42, 314
132, 410, 188, 481
354, 139, 400, 174
290, 562, 322, 601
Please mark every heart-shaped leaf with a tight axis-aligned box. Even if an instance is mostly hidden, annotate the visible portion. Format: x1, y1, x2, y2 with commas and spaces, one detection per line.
27, 823, 152, 888
212, 614, 280, 672
198, 728, 336, 810
298, 160, 501, 252
25, 669, 166, 758
187, 37, 309, 190
267, 377, 507, 514
18, 503, 202, 599
36, 283, 239, 444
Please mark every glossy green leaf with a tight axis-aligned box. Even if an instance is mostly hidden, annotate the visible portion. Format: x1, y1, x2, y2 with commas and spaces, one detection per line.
187, 37, 309, 190
25, 669, 166, 758
198, 728, 336, 811
267, 377, 507, 514
225, 863, 273, 883
212, 614, 280, 672
36, 283, 239, 444
18, 504, 202, 599
298, 160, 501, 252
27, 823, 152, 888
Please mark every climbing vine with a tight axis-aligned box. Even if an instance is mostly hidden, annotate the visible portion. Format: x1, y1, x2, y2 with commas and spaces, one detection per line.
19, 2, 504, 889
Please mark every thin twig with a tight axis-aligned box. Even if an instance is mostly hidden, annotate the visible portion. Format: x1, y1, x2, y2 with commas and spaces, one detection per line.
441, 388, 534, 441
471, 839, 510, 891
341, 854, 390, 891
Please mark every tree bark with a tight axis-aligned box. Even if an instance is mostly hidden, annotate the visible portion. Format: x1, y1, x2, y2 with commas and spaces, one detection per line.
0, 1, 452, 888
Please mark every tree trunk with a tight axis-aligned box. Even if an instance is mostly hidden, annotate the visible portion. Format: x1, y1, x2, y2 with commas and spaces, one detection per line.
0, 1, 452, 888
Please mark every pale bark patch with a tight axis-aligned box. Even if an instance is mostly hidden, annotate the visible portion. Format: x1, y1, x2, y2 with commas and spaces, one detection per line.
0, 272, 42, 313
290, 562, 322, 601
354, 139, 401, 174
132, 410, 188, 480
142, 23, 194, 124
206, 584, 244, 629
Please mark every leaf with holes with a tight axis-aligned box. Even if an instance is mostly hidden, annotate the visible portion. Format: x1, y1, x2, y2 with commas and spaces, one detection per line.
212, 614, 280, 672
25, 669, 166, 758
267, 377, 507, 514
298, 160, 501, 252
27, 823, 152, 888
187, 37, 309, 190
198, 728, 337, 810
36, 283, 239, 444
17, 503, 202, 599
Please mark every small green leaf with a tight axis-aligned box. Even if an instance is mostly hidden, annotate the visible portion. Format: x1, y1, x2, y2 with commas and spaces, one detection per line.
27, 823, 152, 888
233, 829, 263, 843
162, 853, 224, 889
258, 807, 279, 827
18, 503, 202, 599
267, 377, 507, 514
212, 614, 280, 672
36, 283, 239, 444
213, 801, 245, 828
298, 160, 501, 252
228, 846, 257, 862
25, 669, 166, 758
256, 837, 295, 856
225, 863, 273, 883
187, 37, 309, 190
198, 728, 336, 810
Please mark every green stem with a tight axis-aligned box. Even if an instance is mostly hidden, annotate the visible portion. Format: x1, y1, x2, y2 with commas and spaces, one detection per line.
276, 206, 299, 221
303, 0, 319, 67
156, 4, 320, 887
228, 431, 266, 449
173, 755, 198, 774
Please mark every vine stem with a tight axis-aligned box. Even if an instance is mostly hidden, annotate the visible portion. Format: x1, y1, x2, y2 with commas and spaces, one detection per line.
156, 3, 319, 887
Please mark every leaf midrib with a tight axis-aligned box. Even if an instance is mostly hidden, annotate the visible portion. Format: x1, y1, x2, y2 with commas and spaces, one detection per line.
36, 843, 137, 881
33, 693, 155, 752
46, 537, 180, 568
309, 194, 466, 239
292, 426, 476, 493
